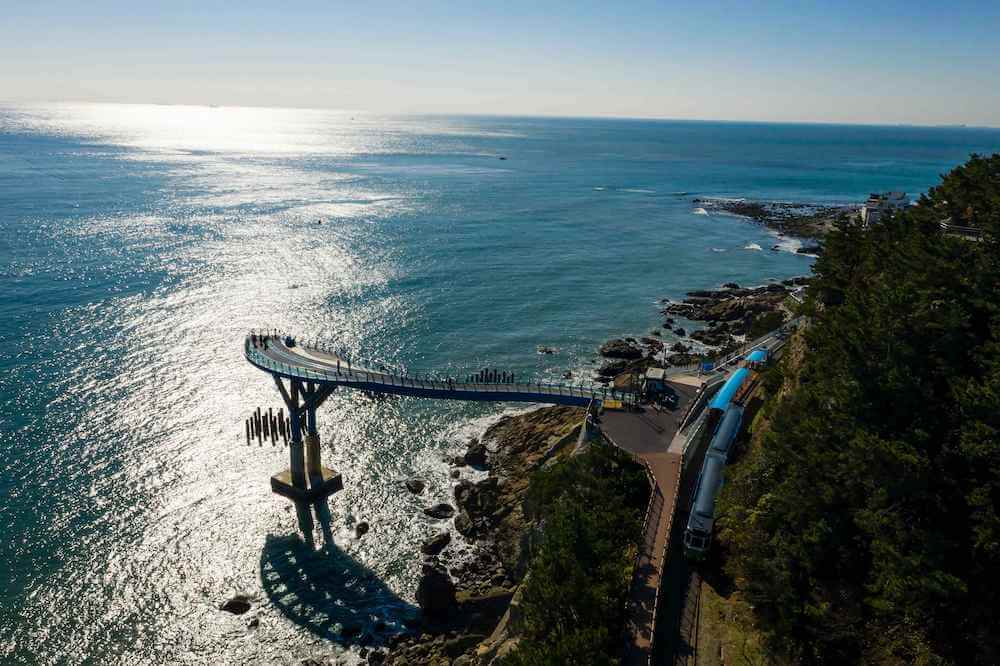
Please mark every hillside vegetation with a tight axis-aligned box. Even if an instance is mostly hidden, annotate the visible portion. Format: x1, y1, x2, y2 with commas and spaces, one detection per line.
505, 442, 649, 665
718, 154, 1000, 664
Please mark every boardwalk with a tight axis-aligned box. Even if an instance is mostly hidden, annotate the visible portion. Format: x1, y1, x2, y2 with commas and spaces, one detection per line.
245, 332, 629, 407
600, 386, 698, 666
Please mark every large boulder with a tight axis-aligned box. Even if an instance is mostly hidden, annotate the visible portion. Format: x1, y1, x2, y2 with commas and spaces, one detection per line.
690, 327, 732, 347
463, 438, 487, 468
599, 339, 643, 360
424, 503, 456, 520
415, 561, 456, 618
597, 359, 629, 377
455, 478, 500, 519
220, 594, 252, 615
404, 479, 426, 495
640, 336, 663, 351
421, 531, 451, 556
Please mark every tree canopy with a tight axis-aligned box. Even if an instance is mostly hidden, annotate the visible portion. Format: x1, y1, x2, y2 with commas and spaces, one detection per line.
719, 154, 1000, 664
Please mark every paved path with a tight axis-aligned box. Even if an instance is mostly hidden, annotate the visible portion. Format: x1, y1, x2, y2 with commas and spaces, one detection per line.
600, 383, 699, 666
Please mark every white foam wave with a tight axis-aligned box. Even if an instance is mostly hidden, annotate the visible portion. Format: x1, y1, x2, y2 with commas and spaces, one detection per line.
692, 207, 709, 216
711, 247, 726, 252
744, 243, 763, 251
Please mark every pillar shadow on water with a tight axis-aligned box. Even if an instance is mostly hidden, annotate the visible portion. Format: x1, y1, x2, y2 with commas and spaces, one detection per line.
260, 499, 418, 648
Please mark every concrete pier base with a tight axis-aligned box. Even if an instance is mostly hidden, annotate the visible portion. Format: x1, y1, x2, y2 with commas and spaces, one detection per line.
271, 466, 343, 503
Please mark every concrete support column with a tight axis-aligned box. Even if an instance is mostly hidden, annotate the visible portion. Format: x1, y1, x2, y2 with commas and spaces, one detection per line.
288, 380, 307, 490
305, 431, 322, 477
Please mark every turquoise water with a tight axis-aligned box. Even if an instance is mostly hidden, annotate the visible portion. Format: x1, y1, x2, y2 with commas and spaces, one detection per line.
2, 103, 999, 664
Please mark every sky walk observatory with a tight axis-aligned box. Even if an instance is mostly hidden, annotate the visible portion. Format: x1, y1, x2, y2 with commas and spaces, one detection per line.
243, 330, 616, 503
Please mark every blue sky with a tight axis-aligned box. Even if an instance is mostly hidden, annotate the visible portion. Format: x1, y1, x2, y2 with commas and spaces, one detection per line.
2, 0, 999, 125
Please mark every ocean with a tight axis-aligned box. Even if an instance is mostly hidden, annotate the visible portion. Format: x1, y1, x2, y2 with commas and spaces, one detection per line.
2, 103, 998, 664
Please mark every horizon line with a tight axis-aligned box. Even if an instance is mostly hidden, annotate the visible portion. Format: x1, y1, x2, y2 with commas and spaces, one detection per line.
1, 98, 997, 131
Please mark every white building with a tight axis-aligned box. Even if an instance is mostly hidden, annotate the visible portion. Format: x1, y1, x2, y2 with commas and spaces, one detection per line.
860, 191, 909, 227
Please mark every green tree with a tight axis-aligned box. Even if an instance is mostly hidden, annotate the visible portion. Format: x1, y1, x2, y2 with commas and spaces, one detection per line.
719, 154, 1000, 664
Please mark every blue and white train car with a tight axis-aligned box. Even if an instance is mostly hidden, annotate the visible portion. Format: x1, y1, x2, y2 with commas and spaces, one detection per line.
708, 405, 743, 462
683, 451, 726, 555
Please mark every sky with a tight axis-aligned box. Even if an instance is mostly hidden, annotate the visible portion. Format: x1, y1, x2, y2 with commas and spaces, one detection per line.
2, 0, 999, 126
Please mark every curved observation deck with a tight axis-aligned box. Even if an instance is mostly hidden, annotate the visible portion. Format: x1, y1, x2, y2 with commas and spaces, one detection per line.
244, 331, 631, 407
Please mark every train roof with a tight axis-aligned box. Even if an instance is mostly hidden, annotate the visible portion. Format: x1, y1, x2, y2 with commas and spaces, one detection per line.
746, 349, 768, 363
709, 405, 743, 458
709, 367, 750, 411
693, 452, 726, 517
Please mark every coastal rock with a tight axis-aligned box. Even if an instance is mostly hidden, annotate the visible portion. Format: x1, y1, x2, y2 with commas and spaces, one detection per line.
598, 339, 643, 360
424, 503, 456, 520
662, 302, 696, 317
220, 595, 252, 615
723, 282, 741, 289
666, 352, 702, 367
690, 327, 732, 347
416, 561, 456, 618
640, 336, 663, 351
455, 478, 500, 521
670, 341, 690, 353
422, 531, 452, 556
597, 359, 628, 377
464, 438, 488, 468
455, 510, 475, 537
405, 479, 426, 495
444, 633, 487, 658
355, 521, 370, 538
674, 327, 687, 337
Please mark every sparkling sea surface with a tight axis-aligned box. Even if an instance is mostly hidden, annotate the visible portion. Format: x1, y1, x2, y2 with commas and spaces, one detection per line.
2, 104, 999, 664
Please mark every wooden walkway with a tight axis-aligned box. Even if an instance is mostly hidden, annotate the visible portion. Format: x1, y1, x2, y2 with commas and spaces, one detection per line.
600, 384, 698, 666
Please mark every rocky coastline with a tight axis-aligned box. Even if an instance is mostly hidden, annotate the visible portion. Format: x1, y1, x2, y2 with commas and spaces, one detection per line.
596, 276, 809, 384
694, 197, 859, 248
369, 407, 586, 665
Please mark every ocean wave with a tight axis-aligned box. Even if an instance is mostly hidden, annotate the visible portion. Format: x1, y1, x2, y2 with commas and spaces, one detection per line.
692, 207, 709, 215
622, 188, 655, 194
744, 242, 763, 251
711, 247, 727, 252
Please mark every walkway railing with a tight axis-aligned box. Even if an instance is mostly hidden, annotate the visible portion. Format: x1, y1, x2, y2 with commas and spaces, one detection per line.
940, 220, 984, 239
244, 332, 638, 406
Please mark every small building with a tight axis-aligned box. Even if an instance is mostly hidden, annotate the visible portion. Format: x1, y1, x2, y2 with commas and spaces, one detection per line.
860, 191, 909, 227
642, 367, 668, 396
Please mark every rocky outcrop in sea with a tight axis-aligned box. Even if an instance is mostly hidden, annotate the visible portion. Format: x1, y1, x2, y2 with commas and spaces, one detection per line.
376, 406, 585, 665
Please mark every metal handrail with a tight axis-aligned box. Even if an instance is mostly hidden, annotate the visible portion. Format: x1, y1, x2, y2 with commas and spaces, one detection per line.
244, 332, 638, 403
